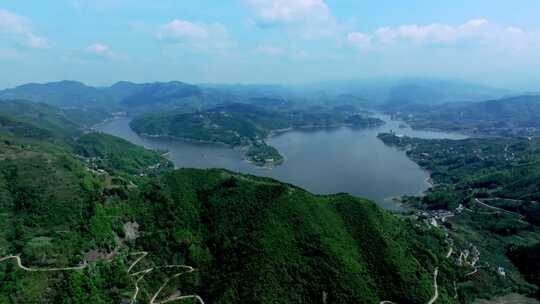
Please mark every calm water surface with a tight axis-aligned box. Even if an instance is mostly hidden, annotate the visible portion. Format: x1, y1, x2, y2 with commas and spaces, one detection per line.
94, 114, 466, 209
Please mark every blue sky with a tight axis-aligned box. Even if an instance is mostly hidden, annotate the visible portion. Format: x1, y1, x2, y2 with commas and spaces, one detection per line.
1, 0, 540, 90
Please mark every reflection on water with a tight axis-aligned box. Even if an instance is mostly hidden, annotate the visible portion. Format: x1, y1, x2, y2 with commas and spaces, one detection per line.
94, 114, 466, 209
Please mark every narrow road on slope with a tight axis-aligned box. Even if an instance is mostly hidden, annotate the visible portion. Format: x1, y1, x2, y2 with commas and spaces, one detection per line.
128, 251, 205, 304
465, 268, 478, 277
427, 268, 439, 304
0, 255, 87, 272
474, 199, 524, 219
1, 249, 204, 303
446, 247, 453, 258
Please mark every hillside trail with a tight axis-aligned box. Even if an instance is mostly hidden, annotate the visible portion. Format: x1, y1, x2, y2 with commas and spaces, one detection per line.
0, 251, 204, 304
0, 255, 87, 272
128, 251, 205, 304
427, 268, 439, 304
475, 199, 525, 219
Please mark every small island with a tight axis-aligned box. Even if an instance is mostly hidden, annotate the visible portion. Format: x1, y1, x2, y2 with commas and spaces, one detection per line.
130, 103, 385, 166
245, 142, 284, 166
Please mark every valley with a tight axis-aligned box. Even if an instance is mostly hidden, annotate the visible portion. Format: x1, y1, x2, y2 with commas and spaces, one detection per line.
129, 103, 385, 167
4, 2, 540, 302
0, 78, 539, 304
96, 113, 464, 207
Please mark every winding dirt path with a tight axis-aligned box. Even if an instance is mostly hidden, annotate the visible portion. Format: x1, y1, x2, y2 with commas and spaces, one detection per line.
446, 247, 453, 258
0, 252, 203, 304
427, 268, 439, 304
465, 268, 478, 277
0, 255, 87, 272
128, 252, 205, 304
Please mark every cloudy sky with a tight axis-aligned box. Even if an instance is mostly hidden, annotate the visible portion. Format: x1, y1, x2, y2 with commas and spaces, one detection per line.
1, 0, 540, 89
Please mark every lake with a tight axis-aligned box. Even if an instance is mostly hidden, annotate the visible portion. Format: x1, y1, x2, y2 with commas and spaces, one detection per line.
94, 114, 466, 209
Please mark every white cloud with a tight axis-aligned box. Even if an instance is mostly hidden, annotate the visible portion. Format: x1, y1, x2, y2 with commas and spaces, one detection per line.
244, 0, 331, 26
346, 32, 372, 51
0, 9, 49, 48
243, 0, 339, 40
86, 43, 111, 56
348, 19, 540, 52
374, 19, 490, 45
157, 20, 232, 51
83, 43, 123, 61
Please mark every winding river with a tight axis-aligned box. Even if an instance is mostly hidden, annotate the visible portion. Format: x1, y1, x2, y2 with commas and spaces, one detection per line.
94, 114, 466, 209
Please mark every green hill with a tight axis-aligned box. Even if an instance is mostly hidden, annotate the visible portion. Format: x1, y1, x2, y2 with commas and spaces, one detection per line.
73, 132, 172, 176
0, 81, 114, 108
0, 100, 83, 137
0, 81, 206, 114
129, 168, 445, 304
379, 133, 540, 299
0, 115, 56, 140
120, 81, 203, 108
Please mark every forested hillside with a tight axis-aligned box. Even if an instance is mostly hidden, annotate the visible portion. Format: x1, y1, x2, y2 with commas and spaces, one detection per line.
0, 81, 112, 108
0, 113, 456, 304
379, 133, 540, 300
0, 82, 538, 303
0, 100, 83, 137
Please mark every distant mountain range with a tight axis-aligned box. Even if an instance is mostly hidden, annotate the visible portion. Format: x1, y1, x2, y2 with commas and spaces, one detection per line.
0, 99, 84, 137
0, 80, 205, 112
391, 94, 540, 136
2, 78, 535, 137
1, 78, 540, 302
0, 78, 514, 114
299, 78, 513, 105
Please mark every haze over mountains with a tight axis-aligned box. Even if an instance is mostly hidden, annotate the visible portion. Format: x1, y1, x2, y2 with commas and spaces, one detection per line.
2, 77, 540, 302
0, 81, 450, 303
0, 78, 514, 111
391, 95, 540, 136
2, 77, 540, 138
3, 1, 540, 303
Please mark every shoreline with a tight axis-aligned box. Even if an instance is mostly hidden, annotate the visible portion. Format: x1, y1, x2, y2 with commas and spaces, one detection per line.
97, 114, 443, 210
137, 133, 286, 168
133, 120, 386, 169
